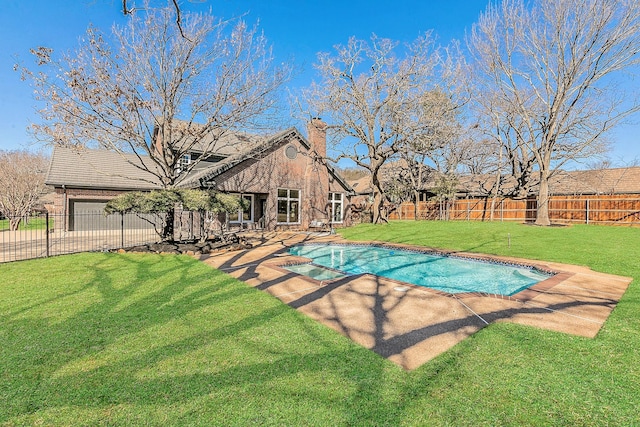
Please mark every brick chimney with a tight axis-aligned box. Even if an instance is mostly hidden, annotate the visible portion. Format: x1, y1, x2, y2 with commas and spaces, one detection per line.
307, 118, 327, 158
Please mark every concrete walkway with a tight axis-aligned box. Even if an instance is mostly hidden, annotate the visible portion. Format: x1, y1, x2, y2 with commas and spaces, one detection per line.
201, 232, 632, 370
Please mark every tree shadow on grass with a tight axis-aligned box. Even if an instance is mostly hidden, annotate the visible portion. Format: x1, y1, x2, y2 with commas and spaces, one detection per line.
1, 243, 631, 425
0, 251, 407, 425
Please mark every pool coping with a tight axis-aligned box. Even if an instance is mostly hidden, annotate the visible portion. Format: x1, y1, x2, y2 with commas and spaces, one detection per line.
200, 232, 633, 371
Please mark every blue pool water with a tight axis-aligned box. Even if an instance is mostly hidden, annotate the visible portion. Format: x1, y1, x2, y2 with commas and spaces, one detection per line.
288, 244, 552, 296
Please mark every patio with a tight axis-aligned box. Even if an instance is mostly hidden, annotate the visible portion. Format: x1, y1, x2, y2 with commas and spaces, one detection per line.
201, 232, 632, 370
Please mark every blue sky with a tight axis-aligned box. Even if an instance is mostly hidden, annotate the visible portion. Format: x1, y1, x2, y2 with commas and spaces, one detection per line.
1, 0, 638, 166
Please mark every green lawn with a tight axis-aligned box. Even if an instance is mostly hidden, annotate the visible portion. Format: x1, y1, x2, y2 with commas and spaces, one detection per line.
0, 217, 53, 231
1, 221, 638, 426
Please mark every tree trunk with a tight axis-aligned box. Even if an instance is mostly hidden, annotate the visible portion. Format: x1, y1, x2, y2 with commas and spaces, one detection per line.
371, 171, 388, 224
162, 207, 176, 241
535, 171, 551, 226
9, 217, 22, 231
371, 191, 386, 224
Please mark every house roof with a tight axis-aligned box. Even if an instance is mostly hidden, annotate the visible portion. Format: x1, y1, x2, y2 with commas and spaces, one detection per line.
179, 127, 355, 194
549, 167, 640, 195
462, 167, 640, 197
46, 126, 355, 195
177, 127, 303, 188
347, 160, 440, 196
178, 129, 266, 157
155, 120, 266, 157
349, 176, 374, 195
45, 147, 162, 190
348, 165, 640, 198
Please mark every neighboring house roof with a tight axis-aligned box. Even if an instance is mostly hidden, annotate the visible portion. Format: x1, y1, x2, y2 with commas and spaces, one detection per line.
45, 147, 162, 190
347, 160, 440, 196
549, 167, 640, 195
348, 166, 640, 198
462, 167, 640, 197
349, 176, 374, 195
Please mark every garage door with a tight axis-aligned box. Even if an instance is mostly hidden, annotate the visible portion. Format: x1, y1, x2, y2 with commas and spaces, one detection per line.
69, 200, 160, 231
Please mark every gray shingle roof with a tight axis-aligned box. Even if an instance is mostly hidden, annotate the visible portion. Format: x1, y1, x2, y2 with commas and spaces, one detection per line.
176, 127, 303, 188
177, 127, 355, 194
45, 147, 163, 190
45, 127, 355, 195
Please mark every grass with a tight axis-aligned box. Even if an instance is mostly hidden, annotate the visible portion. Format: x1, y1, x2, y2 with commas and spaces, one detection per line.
1, 221, 638, 426
0, 217, 54, 231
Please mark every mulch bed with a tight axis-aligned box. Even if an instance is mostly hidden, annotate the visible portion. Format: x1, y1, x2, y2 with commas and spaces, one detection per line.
115, 233, 252, 255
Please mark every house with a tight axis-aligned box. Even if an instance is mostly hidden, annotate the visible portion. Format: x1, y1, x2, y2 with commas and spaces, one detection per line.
347, 160, 441, 207
45, 120, 354, 232
457, 167, 640, 199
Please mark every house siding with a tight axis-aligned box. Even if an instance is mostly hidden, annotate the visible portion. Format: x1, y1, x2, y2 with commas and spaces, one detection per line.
212, 134, 339, 230
52, 187, 129, 214
46, 122, 353, 233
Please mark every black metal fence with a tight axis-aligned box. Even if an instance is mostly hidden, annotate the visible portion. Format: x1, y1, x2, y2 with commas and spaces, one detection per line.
0, 211, 163, 263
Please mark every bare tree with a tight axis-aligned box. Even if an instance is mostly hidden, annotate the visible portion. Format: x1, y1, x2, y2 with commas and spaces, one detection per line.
20, 6, 290, 189
469, 0, 640, 225
396, 89, 463, 218
122, 0, 188, 39
0, 151, 50, 231
303, 33, 450, 223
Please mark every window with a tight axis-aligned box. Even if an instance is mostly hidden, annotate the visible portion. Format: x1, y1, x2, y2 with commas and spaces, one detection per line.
277, 189, 300, 224
228, 194, 253, 223
329, 192, 343, 223
285, 144, 297, 159
176, 153, 191, 174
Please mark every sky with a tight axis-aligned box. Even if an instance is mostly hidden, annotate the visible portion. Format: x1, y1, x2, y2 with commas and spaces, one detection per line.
1, 0, 638, 167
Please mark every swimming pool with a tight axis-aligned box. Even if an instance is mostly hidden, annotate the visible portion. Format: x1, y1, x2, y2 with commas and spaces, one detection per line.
287, 244, 553, 296
284, 263, 346, 281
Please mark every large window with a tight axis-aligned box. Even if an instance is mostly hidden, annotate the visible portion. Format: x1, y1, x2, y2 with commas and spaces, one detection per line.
228, 194, 253, 223
329, 192, 343, 223
277, 189, 300, 224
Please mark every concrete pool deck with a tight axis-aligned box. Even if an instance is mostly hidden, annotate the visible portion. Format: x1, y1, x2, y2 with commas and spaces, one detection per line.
201, 232, 633, 370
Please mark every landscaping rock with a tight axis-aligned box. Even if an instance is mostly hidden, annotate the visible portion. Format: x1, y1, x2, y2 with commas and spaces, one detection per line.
178, 243, 200, 253
115, 235, 255, 255
150, 243, 178, 253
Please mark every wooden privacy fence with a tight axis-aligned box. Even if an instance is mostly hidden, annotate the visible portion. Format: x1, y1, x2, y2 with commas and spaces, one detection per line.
389, 195, 640, 226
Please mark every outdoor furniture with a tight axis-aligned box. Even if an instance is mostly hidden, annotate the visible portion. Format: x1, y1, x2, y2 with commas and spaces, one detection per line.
309, 219, 329, 231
